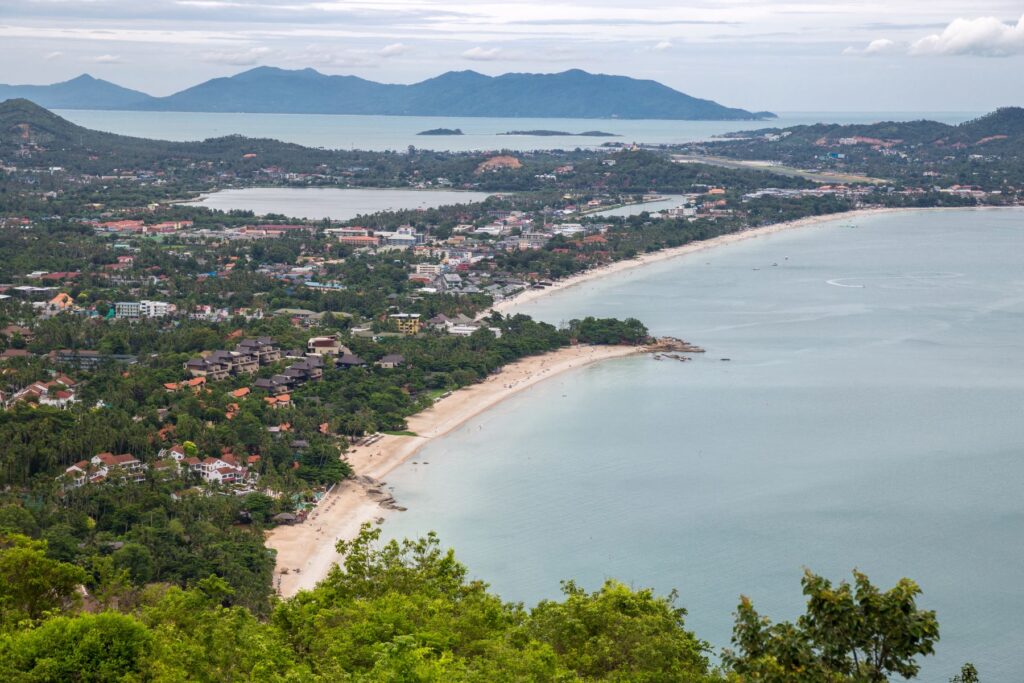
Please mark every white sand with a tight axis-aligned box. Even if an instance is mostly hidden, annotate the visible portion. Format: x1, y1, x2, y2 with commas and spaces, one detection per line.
265, 343, 640, 596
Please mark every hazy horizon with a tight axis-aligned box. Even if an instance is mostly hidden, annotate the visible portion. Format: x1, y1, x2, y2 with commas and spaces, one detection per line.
2, 1, 1023, 113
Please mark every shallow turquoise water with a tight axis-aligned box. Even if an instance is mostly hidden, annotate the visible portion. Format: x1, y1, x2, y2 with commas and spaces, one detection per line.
385, 208, 1024, 681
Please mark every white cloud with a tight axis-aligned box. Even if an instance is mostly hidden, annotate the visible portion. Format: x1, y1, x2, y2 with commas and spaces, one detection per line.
843, 38, 902, 56
653, 40, 672, 51
201, 46, 272, 65
462, 46, 501, 61
293, 47, 377, 68
0, 25, 243, 45
910, 14, 1024, 57
89, 54, 123, 63
43, 51, 63, 61
378, 42, 411, 57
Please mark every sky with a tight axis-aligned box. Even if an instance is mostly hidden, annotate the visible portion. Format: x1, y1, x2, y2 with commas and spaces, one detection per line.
2, 0, 1023, 112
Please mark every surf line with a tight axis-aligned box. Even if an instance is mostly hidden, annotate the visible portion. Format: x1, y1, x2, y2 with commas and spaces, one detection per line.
826, 278, 866, 288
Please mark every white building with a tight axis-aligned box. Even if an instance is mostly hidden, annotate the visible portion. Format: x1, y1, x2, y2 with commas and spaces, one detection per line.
414, 263, 445, 276
115, 300, 172, 319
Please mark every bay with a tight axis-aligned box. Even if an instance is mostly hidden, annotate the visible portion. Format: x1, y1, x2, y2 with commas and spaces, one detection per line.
56, 109, 980, 152
383, 208, 1024, 681
183, 187, 492, 221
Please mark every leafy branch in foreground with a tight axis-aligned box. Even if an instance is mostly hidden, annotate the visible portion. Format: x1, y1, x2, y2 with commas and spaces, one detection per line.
724, 569, 939, 682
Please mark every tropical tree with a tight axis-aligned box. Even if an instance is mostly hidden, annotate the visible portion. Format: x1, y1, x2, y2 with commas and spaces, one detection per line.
724, 569, 939, 682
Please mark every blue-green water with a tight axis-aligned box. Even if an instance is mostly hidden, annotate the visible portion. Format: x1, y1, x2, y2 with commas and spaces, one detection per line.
385, 209, 1024, 681
55, 110, 979, 152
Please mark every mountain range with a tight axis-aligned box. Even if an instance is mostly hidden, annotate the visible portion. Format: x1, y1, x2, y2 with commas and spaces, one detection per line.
0, 67, 775, 120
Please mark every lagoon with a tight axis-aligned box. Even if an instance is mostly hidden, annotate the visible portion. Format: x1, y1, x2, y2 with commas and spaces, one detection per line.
590, 194, 688, 218
183, 187, 492, 221
384, 208, 1024, 681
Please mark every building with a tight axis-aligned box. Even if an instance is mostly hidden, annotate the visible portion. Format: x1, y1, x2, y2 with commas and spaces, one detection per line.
414, 263, 444, 277
185, 455, 254, 486
50, 350, 138, 369
115, 300, 172, 319
376, 226, 420, 249
375, 354, 405, 369
7, 377, 78, 408
186, 339, 282, 380
338, 235, 380, 248
60, 452, 147, 490
307, 335, 348, 357
325, 226, 371, 238
236, 337, 281, 365
389, 313, 421, 335
438, 273, 463, 291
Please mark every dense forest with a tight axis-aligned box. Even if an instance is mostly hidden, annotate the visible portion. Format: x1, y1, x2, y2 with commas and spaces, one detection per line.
0, 525, 957, 681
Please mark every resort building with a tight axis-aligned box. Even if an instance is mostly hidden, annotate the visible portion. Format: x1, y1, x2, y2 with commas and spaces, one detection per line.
389, 313, 421, 335
115, 300, 172, 319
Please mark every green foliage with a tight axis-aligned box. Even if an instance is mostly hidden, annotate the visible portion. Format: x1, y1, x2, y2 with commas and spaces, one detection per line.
0, 612, 152, 682
0, 535, 86, 626
950, 662, 979, 683
724, 569, 940, 682
570, 316, 649, 345
530, 580, 713, 682
0, 525, 948, 683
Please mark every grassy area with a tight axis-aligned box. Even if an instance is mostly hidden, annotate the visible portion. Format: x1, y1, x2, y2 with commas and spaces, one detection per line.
671, 154, 889, 185
423, 388, 448, 402
382, 430, 418, 437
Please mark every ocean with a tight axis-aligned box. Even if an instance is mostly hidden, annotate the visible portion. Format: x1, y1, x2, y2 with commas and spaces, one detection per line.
62, 106, 1020, 678
55, 109, 980, 152
383, 208, 1024, 681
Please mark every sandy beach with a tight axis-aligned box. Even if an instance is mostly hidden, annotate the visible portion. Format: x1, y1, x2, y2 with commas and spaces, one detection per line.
490, 207, 905, 315
265, 343, 639, 597
266, 204, 1004, 597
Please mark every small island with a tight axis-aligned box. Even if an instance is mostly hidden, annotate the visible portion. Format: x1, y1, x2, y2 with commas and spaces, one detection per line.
417, 128, 464, 136
501, 130, 620, 137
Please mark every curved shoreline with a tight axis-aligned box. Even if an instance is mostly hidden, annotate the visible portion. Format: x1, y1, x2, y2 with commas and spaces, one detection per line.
265, 343, 640, 597
266, 204, 1015, 597
491, 207, 908, 315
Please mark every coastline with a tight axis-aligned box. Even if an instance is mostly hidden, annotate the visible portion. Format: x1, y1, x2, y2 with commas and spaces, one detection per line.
490, 206, 907, 314
265, 343, 640, 597
266, 204, 1015, 598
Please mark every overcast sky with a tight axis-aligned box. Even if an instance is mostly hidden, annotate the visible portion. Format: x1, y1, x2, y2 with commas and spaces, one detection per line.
2, 1, 1023, 112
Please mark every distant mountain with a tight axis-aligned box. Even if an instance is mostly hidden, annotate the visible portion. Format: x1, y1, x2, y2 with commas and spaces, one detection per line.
703, 107, 1024, 167
1, 67, 774, 120
0, 98, 340, 174
729, 108, 1024, 148
0, 74, 154, 110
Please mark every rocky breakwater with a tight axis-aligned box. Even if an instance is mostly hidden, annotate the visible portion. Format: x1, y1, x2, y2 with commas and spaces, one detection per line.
355, 474, 408, 512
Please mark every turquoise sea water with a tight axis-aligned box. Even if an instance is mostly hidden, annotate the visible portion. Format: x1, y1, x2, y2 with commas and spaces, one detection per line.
384, 209, 1024, 681
55, 110, 980, 152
